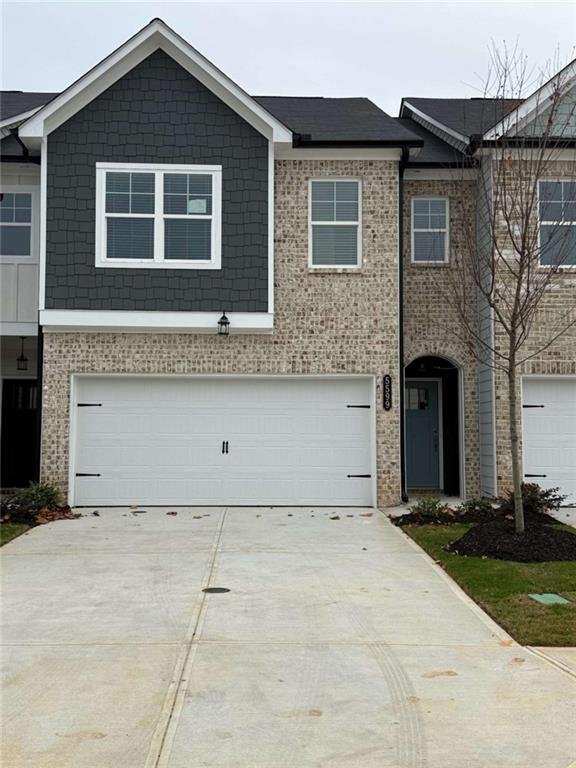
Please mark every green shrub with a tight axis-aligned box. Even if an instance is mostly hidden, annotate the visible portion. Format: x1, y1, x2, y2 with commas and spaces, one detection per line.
457, 497, 496, 517
498, 483, 566, 516
11, 481, 63, 511
410, 497, 447, 516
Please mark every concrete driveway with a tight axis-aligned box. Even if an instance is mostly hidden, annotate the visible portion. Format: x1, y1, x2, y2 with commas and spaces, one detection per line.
2, 507, 575, 768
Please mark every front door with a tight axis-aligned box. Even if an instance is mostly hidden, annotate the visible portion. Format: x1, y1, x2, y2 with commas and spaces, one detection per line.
405, 380, 440, 489
1, 379, 39, 488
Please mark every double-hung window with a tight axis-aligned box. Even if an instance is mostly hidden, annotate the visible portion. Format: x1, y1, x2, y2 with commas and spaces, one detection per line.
95, 163, 222, 269
411, 197, 449, 263
309, 179, 361, 267
0, 191, 34, 258
539, 180, 576, 267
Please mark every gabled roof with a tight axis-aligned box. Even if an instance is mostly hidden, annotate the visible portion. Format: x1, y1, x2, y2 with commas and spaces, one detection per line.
395, 118, 468, 165
401, 98, 522, 142
254, 96, 422, 145
0, 91, 58, 122
18, 18, 293, 144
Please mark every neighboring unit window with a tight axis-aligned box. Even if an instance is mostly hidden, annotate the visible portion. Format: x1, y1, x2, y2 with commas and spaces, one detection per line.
539, 180, 576, 267
310, 180, 361, 267
96, 164, 221, 269
412, 198, 449, 263
0, 192, 32, 257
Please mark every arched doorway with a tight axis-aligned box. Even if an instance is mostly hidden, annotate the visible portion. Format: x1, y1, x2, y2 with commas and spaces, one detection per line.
404, 355, 462, 496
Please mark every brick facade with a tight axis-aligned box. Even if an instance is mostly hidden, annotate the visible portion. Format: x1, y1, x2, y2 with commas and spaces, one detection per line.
402, 177, 481, 496
492, 160, 576, 492
41, 159, 402, 506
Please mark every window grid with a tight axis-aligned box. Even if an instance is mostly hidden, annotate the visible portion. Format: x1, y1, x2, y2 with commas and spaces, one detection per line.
0, 191, 33, 258
411, 197, 449, 264
539, 180, 576, 268
309, 179, 361, 268
96, 164, 222, 270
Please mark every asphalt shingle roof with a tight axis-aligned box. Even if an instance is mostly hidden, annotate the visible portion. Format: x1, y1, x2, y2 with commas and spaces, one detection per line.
254, 96, 422, 144
0, 91, 58, 122
403, 97, 523, 138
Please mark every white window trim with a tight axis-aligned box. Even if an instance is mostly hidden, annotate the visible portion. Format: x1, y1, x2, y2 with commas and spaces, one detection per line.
95, 162, 222, 270
308, 178, 362, 269
0, 186, 39, 263
537, 178, 576, 269
411, 196, 450, 265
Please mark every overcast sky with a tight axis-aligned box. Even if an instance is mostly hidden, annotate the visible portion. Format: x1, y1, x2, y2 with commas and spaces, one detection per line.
1, 1, 574, 115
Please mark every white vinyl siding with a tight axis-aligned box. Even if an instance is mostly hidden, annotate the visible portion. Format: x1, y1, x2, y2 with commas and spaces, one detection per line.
95, 163, 222, 269
309, 180, 361, 267
411, 197, 449, 263
538, 180, 576, 267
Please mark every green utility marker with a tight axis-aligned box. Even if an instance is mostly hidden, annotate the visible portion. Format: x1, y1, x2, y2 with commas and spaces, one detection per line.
528, 593, 570, 605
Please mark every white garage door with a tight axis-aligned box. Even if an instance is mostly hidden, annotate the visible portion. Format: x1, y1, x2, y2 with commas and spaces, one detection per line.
72, 376, 374, 507
523, 377, 576, 505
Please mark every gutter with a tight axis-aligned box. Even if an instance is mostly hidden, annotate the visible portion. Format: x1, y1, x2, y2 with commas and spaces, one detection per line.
4, 128, 41, 165
292, 133, 424, 150
398, 147, 409, 503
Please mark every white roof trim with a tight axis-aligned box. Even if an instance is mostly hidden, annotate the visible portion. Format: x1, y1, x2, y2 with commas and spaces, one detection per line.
0, 106, 47, 132
19, 19, 293, 143
483, 60, 576, 141
402, 101, 469, 146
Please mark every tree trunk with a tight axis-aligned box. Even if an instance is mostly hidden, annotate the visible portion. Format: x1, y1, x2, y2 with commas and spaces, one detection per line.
507, 364, 525, 534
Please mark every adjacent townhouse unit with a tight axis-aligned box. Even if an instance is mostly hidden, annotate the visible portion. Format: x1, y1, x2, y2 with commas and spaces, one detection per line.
1, 19, 574, 507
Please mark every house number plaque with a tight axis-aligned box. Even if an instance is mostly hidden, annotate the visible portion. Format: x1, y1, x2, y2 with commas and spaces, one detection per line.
383, 375, 392, 411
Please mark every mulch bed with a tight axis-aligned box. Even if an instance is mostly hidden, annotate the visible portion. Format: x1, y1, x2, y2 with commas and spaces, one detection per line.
0, 505, 80, 527
446, 516, 576, 562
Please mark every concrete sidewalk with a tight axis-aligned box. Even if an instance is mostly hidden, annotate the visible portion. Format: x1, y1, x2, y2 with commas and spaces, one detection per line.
2, 507, 575, 767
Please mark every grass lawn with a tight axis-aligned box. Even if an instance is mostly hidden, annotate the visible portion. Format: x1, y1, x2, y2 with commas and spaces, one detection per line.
0, 523, 30, 546
403, 523, 576, 647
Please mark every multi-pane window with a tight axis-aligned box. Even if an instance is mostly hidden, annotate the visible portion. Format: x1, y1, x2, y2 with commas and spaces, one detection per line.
310, 180, 361, 267
411, 198, 449, 263
539, 181, 576, 267
96, 164, 221, 269
0, 192, 32, 257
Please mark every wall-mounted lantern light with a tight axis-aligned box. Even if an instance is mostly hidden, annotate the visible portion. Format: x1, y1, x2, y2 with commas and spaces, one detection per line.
17, 336, 28, 371
217, 312, 230, 336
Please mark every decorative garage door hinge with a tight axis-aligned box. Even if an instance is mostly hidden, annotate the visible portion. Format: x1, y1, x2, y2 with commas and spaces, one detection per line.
346, 404, 371, 408
75, 473, 101, 477
347, 474, 372, 478
522, 404, 545, 408
524, 474, 547, 478
77, 403, 102, 407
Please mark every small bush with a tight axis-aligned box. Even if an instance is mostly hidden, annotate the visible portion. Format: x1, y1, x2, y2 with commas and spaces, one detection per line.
11, 481, 63, 512
410, 497, 447, 517
498, 483, 566, 517
457, 497, 496, 517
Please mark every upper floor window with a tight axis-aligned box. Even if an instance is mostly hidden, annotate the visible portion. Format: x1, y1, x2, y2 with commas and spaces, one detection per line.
309, 179, 361, 268
539, 180, 576, 267
411, 197, 449, 263
0, 192, 33, 258
95, 163, 222, 269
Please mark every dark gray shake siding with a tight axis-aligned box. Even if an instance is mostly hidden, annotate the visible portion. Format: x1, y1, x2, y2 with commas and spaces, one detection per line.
45, 50, 269, 312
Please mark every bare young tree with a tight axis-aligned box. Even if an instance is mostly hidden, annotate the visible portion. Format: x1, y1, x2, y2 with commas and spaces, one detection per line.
445, 45, 576, 533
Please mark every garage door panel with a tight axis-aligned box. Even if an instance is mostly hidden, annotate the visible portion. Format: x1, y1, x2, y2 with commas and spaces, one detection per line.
523, 378, 576, 504
73, 377, 374, 506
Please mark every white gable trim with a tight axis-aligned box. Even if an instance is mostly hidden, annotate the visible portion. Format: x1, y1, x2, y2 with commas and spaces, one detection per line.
483, 60, 576, 141
0, 106, 49, 138
402, 101, 469, 146
19, 19, 293, 144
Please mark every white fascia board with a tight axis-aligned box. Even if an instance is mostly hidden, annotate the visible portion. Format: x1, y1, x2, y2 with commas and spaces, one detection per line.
19, 20, 293, 144
0, 106, 48, 134
402, 102, 470, 146
484, 62, 576, 141
275, 146, 402, 160
40, 309, 274, 334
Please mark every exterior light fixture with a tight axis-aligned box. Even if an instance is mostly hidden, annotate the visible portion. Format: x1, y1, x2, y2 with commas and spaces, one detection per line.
217, 312, 230, 336
17, 336, 28, 371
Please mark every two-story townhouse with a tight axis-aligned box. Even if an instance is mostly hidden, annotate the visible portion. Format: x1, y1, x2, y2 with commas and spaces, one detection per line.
1, 19, 574, 507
